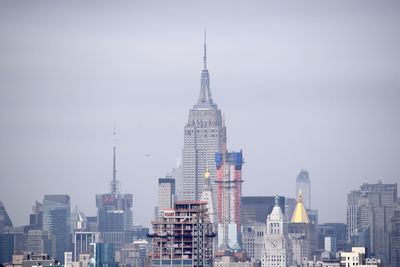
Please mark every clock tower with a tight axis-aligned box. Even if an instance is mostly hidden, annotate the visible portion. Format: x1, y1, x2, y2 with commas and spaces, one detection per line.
261, 195, 292, 267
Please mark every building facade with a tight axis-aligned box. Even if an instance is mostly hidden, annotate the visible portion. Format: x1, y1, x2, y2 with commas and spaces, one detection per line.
289, 192, 317, 266
284, 198, 296, 225
215, 150, 243, 252
157, 178, 176, 212
0, 231, 19, 265
261, 196, 292, 267
119, 240, 150, 267
0, 201, 15, 264
167, 165, 183, 201
347, 182, 398, 264
340, 247, 381, 267
242, 222, 265, 262
390, 209, 400, 267
91, 242, 116, 267
28, 201, 43, 230
241, 196, 285, 226
296, 170, 311, 210
73, 210, 100, 261
201, 169, 216, 228
0, 201, 14, 233
26, 230, 55, 257
74, 231, 100, 262
150, 201, 214, 267
317, 223, 347, 253
42, 194, 71, 262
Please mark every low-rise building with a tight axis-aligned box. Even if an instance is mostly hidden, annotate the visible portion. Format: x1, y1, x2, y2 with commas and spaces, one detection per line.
340, 247, 381, 267
4, 252, 55, 267
214, 256, 257, 267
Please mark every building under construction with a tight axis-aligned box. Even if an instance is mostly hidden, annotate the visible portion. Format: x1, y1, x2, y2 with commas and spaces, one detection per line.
215, 150, 244, 252
149, 201, 215, 267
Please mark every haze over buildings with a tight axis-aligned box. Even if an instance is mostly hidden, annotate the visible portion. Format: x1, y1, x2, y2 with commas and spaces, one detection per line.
0, 0, 400, 231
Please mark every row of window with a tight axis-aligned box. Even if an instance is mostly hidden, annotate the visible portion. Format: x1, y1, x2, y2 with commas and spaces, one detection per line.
185, 132, 219, 138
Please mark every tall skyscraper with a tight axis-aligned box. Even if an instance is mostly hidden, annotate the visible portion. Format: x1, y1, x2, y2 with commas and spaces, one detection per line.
0, 201, 13, 234
0, 230, 24, 265
261, 196, 292, 267
390, 209, 400, 267
347, 181, 398, 264
182, 33, 226, 201
29, 201, 43, 230
0, 201, 14, 265
157, 178, 176, 212
167, 165, 182, 200
42, 194, 71, 262
296, 170, 311, 210
215, 150, 243, 252
96, 128, 133, 251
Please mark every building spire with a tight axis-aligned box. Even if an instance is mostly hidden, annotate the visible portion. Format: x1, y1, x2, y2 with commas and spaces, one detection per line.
111, 122, 119, 195
203, 28, 207, 70
196, 29, 216, 107
274, 195, 280, 206
291, 189, 310, 224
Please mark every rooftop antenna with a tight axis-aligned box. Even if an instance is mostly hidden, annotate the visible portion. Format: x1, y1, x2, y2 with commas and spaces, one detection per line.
111, 121, 119, 195
203, 28, 207, 70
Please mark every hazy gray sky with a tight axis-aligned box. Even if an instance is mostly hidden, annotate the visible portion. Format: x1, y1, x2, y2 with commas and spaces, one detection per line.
1, 0, 399, 227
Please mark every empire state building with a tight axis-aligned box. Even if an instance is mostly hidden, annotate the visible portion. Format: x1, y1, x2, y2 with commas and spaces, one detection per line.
181, 35, 226, 201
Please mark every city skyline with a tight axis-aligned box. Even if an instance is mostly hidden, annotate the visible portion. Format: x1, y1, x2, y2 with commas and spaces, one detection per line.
1, 0, 400, 229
